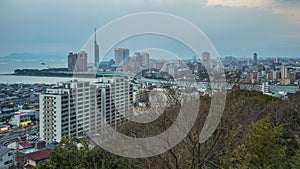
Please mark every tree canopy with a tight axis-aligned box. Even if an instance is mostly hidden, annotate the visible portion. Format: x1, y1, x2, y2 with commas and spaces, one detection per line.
35, 90, 300, 169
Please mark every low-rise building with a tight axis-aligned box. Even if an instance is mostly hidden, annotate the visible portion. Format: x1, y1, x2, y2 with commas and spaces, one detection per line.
9, 110, 36, 127
16, 148, 50, 169
0, 146, 15, 169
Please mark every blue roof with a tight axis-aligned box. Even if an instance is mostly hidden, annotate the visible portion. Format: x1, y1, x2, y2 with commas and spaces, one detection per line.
270, 89, 297, 94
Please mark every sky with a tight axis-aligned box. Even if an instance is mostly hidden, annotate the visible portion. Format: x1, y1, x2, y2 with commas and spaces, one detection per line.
1, 0, 300, 60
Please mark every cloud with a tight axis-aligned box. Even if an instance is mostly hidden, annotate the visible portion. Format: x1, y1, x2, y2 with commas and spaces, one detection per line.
206, 0, 270, 8
206, 0, 300, 22
119, 0, 300, 22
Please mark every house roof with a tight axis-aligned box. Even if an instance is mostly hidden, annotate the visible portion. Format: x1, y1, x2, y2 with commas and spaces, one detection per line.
36, 141, 46, 149
8, 141, 24, 150
0, 146, 10, 157
20, 142, 33, 149
26, 149, 50, 162
24, 163, 34, 169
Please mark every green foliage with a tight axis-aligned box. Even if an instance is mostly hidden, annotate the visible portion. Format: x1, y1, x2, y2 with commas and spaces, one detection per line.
290, 148, 300, 169
285, 138, 300, 169
34, 138, 133, 169
34, 90, 300, 169
229, 89, 280, 104
233, 117, 287, 169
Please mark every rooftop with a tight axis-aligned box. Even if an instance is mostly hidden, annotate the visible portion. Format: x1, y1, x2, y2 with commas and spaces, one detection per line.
26, 148, 50, 162
20, 141, 33, 149
0, 145, 10, 157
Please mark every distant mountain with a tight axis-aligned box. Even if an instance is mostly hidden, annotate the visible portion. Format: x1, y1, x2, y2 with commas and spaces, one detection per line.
0, 52, 66, 61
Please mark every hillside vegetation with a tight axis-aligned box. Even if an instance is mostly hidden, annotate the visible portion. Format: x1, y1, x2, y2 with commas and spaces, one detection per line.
35, 90, 300, 169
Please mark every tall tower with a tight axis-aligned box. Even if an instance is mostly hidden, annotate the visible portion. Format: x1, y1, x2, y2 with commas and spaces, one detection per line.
68, 52, 77, 72
202, 52, 210, 70
253, 53, 258, 65
94, 28, 100, 68
142, 52, 150, 68
67, 51, 87, 72
77, 51, 88, 71
281, 64, 290, 85
281, 64, 288, 80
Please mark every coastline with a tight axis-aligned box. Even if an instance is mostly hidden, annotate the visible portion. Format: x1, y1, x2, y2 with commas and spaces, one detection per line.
0, 73, 14, 75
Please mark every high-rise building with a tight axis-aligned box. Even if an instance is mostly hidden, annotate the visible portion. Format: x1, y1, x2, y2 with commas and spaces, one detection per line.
142, 52, 150, 68
135, 52, 143, 66
94, 28, 100, 68
114, 48, 129, 66
135, 52, 150, 68
95, 78, 133, 127
281, 65, 290, 85
68, 52, 77, 72
281, 65, 288, 79
202, 52, 210, 70
39, 81, 99, 144
77, 51, 88, 71
67, 51, 88, 72
39, 78, 133, 144
253, 53, 258, 65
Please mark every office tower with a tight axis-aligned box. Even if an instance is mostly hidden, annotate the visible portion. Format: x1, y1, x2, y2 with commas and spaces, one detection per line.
142, 52, 150, 68
272, 70, 277, 80
94, 28, 100, 68
281, 65, 288, 79
68, 52, 77, 72
67, 51, 88, 72
135, 52, 143, 66
135, 52, 149, 67
77, 51, 88, 71
39, 78, 133, 144
281, 65, 290, 85
202, 52, 210, 70
253, 53, 258, 65
114, 48, 129, 66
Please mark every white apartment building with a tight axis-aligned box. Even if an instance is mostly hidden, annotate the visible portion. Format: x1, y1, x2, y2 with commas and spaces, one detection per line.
262, 82, 270, 94
39, 78, 133, 144
94, 77, 133, 129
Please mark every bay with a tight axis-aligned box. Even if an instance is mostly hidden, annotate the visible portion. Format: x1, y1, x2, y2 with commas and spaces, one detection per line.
0, 59, 71, 84
0, 75, 73, 84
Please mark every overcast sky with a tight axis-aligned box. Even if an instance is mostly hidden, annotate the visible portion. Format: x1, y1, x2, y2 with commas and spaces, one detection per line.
1, 0, 300, 58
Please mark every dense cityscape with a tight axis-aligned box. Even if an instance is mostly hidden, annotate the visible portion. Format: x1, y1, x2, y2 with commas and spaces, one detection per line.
1, 1, 300, 169
1, 40, 300, 168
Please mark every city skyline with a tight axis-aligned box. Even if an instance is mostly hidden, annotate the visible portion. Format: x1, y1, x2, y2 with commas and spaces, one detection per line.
0, 0, 300, 58
0, 1, 300, 168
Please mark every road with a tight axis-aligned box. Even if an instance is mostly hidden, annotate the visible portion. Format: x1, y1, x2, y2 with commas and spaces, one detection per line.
0, 125, 39, 144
